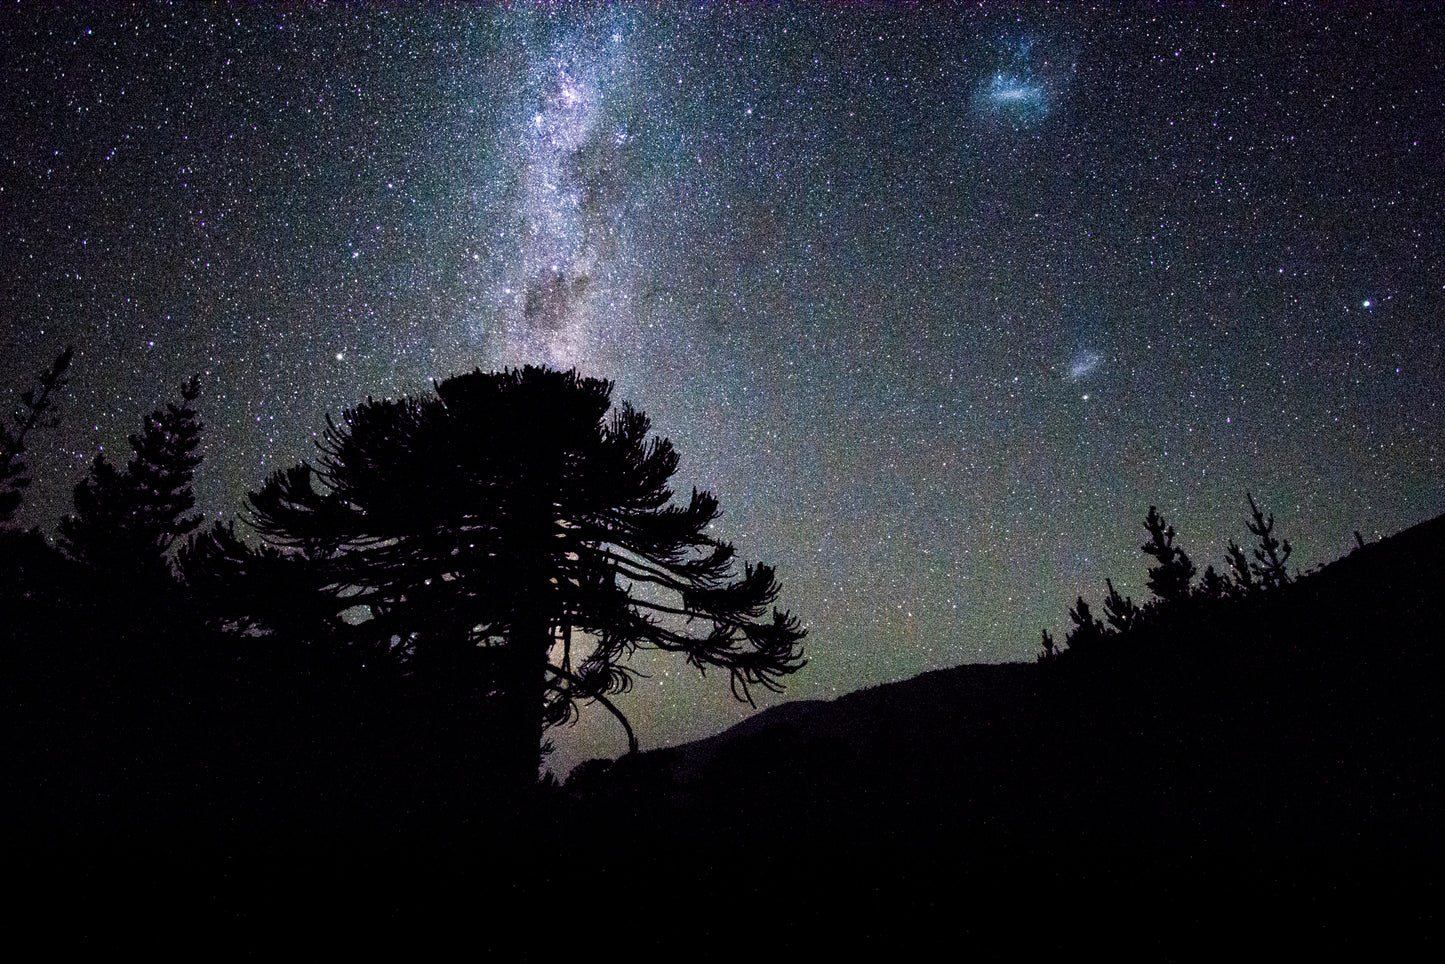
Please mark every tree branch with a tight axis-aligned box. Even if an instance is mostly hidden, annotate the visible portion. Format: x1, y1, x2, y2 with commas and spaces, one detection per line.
544, 662, 637, 756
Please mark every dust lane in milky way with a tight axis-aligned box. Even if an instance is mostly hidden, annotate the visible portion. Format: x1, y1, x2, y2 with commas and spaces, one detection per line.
3, 5, 1443, 774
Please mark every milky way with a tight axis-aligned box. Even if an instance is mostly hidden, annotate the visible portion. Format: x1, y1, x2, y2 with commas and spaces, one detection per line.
4, 5, 1443, 775
484, 15, 633, 370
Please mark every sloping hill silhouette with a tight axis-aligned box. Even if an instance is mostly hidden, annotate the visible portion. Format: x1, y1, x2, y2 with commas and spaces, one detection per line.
559, 511, 1444, 936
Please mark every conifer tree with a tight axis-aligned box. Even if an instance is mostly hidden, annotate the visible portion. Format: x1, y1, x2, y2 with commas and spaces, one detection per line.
0, 346, 73, 526
1065, 597, 1107, 652
1, 347, 73, 673
1140, 506, 1196, 604
1245, 492, 1291, 589
1196, 564, 1230, 601
1038, 627, 1057, 662
1102, 578, 1140, 632
180, 518, 351, 655
60, 375, 203, 581
1225, 539, 1256, 595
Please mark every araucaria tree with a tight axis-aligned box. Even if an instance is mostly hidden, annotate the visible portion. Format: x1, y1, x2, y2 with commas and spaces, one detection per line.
224, 366, 806, 788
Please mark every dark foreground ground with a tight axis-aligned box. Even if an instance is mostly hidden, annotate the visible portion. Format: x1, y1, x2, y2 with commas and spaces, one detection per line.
6, 514, 1443, 952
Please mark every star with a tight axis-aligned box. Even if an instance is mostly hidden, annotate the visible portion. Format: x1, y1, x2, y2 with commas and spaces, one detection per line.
2, 5, 1440, 778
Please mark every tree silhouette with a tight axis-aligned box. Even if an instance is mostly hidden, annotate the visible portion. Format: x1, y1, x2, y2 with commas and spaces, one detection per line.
1141, 506, 1195, 604
1225, 539, 1256, 595
181, 519, 345, 647
198, 366, 806, 790
1102, 578, 1140, 632
0, 346, 73, 526
1065, 596, 1107, 653
1037, 628, 1058, 662
59, 375, 203, 582
1195, 564, 1230, 601
1245, 492, 1291, 589
1043, 507, 1201, 660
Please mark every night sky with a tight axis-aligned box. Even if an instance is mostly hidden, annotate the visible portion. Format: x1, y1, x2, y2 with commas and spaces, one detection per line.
4, 4, 1443, 777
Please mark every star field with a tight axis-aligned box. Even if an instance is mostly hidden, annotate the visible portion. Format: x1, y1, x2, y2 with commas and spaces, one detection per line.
3, 5, 1443, 776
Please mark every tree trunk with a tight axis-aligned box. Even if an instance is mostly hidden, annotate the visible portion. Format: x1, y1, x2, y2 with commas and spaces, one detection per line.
497, 610, 550, 800
495, 487, 557, 810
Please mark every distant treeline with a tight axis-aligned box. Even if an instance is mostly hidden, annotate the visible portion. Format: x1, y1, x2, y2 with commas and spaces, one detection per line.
1040, 495, 1301, 662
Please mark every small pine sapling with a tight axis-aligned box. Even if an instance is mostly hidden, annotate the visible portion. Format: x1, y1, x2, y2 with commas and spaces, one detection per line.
1245, 492, 1292, 589
1141, 506, 1196, 605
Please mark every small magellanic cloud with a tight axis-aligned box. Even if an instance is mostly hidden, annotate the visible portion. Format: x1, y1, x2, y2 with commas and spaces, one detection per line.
1066, 349, 1102, 383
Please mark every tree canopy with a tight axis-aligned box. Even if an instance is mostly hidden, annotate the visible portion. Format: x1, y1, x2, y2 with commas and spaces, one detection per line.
191, 365, 806, 785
